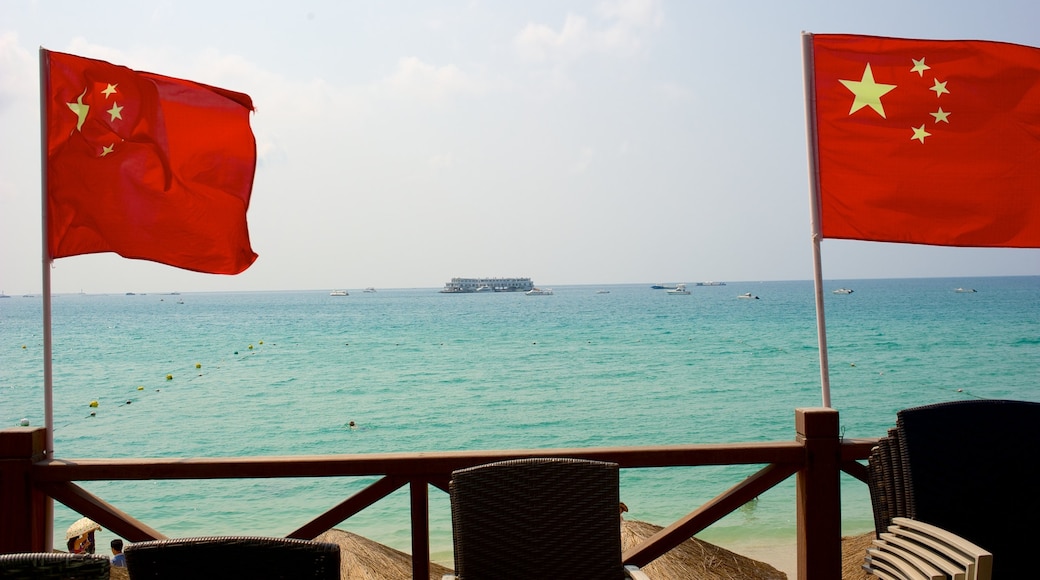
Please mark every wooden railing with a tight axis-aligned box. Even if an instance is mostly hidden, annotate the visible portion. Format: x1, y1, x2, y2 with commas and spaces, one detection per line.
0, 407, 878, 579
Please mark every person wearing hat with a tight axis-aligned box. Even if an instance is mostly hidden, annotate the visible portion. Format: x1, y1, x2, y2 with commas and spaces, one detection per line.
66, 530, 96, 554
65, 517, 101, 554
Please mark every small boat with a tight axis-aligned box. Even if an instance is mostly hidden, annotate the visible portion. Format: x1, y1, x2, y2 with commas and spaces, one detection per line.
363, 287, 377, 293
832, 288, 854, 294
526, 288, 554, 295
737, 292, 759, 300
651, 284, 677, 290
596, 290, 610, 294
954, 288, 977, 293
330, 290, 349, 296
666, 284, 690, 295
696, 281, 726, 286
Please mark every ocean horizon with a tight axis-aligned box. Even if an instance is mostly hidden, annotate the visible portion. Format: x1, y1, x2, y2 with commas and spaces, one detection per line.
2, 275, 1037, 569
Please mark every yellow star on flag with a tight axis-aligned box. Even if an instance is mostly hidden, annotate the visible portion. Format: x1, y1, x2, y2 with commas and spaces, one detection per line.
910, 58, 930, 77
930, 107, 951, 123
840, 63, 897, 118
100, 144, 115, 157
911, 124, 931, 143
66, 89, 90, 131
930, 78, 949, 97
107, 102, 124, 122
101, 83, 118, 98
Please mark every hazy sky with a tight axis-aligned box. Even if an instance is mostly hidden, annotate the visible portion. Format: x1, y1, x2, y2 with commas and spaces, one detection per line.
1, 0, 1037, 294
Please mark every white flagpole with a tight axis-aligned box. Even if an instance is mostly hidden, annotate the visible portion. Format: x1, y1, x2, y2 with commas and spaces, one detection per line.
39, 47, 55, 454
39, 46, 55, 550
801, 32, 832, 408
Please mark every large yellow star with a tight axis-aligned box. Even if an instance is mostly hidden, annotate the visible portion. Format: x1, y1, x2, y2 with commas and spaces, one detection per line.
839, 63, 897, 118
66, 88, 90, 131
930, 107, 951, 124
102, 83, 118, 98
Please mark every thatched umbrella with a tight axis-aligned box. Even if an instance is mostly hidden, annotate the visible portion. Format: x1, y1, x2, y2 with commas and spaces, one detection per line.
621, 519, 788, 580
314, 529, 451, 580
841, 531, 875, 580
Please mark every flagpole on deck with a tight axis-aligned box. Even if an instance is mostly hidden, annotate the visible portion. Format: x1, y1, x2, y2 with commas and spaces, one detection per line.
39, 47, 55, 455
38, 46, 55, 550
801, 32, 832, 408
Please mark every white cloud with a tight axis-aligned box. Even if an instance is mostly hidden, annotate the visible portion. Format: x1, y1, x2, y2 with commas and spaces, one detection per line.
514, 0, 663, 65
428, 153, 456, 170
377, 56, 487, 102
570, 146, 595, 174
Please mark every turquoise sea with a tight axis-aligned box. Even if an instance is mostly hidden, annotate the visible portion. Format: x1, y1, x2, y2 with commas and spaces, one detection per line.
2, 276, 1038, 566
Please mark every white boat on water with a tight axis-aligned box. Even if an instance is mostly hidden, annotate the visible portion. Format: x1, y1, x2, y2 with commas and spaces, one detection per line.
955, 287, 977, 293
666, 284, 690, 295
737, 292, 759, 299
526, 288, 554, 295
832, 288, 854, 294
363, 287, 377, 293
330, 290, 349, 296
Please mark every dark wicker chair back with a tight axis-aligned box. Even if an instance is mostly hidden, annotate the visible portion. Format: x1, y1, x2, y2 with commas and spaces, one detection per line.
123, 536, 340, 579
868, 399, 1040, 578
0, 552, 110, 580
448, 457, 626, 580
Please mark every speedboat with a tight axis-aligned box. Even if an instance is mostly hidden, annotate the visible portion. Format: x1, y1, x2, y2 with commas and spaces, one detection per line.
526, 288, 553, 295
330, 290, 349, 296
737, 292, 759, 299
666, 284, 690, 295
954, 288, 977, 293
363, 287, 376, 293
832, 288, 854, 294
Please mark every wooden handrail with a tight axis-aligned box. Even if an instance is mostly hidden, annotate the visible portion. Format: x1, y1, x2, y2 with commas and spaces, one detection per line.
1, 408, 878, 580
30, 441, 806, 481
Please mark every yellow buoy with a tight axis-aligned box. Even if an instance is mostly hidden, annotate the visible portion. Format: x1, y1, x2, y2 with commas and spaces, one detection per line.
89, 400, 98, 408
195, 363, 201, 369
166, 374, 173, 380
137, 386, 144, 391
259, 340, 263, 345
248, 344, 253, 350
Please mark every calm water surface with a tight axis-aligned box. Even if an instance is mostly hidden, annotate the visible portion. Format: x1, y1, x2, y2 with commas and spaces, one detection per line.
2, 276, 1037, 561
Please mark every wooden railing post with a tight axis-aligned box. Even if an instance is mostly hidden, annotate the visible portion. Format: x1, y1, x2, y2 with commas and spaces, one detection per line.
410, 479, 430, 580
795, 407, 841, 580
0, 427, 51, 553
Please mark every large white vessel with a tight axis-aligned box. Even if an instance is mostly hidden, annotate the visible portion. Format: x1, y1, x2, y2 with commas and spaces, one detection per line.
440, 277, 535, 293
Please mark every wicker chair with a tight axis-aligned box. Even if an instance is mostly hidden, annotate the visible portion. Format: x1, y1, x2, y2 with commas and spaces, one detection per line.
123, 535, 340, 579
0, 552, 110, 579
864, 399, 1040, 579
444, 457, 648, 580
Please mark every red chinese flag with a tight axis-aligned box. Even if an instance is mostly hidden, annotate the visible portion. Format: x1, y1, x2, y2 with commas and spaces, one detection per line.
45, 49, 258, 274
809, 34, 1040, 248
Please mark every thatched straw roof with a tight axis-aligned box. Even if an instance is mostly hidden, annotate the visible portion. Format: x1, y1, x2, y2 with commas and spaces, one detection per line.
621, 519, 787, 580
841, 531, 875, 580
102, 527, 872, 579
315, 529, 451, 580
